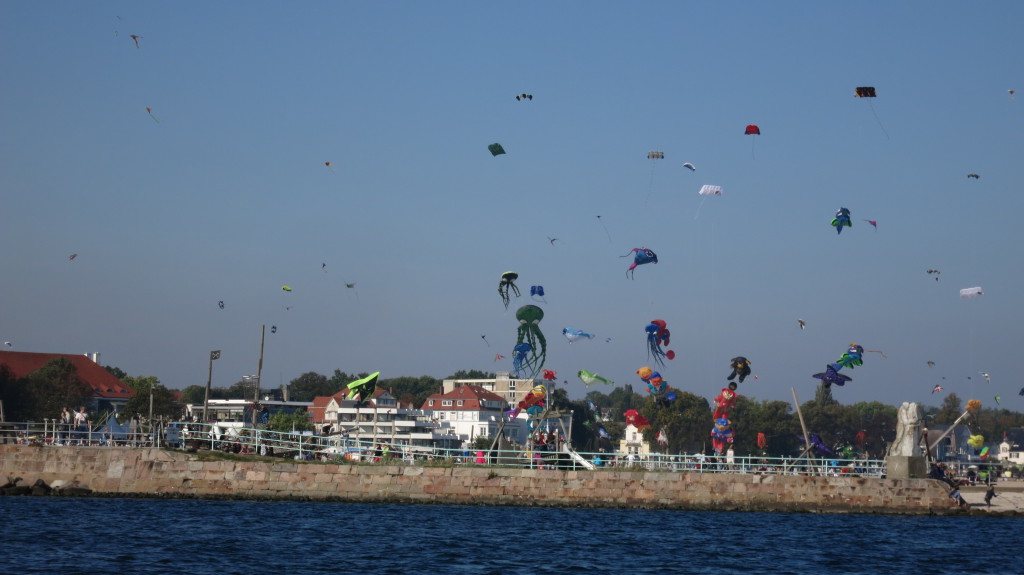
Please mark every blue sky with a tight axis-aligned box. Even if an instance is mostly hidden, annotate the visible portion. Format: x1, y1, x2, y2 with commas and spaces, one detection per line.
2, 1, 1022, 409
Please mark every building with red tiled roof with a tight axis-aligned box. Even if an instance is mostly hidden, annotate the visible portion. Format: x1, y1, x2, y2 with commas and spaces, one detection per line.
420, 384, 525, 444
0, 350, 136, 412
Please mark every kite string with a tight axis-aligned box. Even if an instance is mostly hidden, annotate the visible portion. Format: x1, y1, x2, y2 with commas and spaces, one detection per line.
694, 195, 707, 220
867, 100, 890, 139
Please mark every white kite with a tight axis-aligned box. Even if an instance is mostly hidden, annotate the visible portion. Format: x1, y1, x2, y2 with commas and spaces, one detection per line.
959, 287, 984, 298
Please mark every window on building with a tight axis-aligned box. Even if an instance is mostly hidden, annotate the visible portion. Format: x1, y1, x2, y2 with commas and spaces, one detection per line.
429, 400, 434, 406
442, 400, 453, 407
457, 400, 464, 407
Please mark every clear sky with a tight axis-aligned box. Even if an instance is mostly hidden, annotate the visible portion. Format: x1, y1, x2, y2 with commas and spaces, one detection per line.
2, 1, 1021, 409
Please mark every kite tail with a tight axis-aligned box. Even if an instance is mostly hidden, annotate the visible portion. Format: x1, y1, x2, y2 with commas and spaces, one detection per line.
751, 137, 756, 160
866, 349, 888, 359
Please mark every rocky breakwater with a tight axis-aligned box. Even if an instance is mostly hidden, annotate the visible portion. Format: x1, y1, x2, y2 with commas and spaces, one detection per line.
0, 445, 963, 514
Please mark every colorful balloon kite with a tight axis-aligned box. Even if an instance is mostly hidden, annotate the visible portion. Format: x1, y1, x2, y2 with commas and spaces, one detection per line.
757, 432, 768, 450
624, 409, 651, 431
542, 369, 557, 381
645, 319, 675, 367
498, 271, 520, 309
562, 328, 595, 343
637, 366, 668, 396
578, 370, 614, 387
622, 248, 658, 279
832, 207, 852, 234
488, 143, 506, 156
512, 305, 546, 379
727, 356, 752, 383
508, 384, 546, 419
713, 382, 739, 420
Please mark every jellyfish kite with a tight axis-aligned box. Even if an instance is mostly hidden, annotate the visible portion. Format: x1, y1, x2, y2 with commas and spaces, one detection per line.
530, 285, 547, 303
562, 328, 595, 343
644, 319, 675, 367
727, 356, 752, 383
512, 305, 546, 379
488, 143, 506, 156
498, 271, 521, 309
832, 207, 852, 234
622, 248, 658, 279
578, 370, 614, 387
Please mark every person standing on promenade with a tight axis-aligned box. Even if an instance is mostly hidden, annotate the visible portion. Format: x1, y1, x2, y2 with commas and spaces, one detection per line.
59, 407, 72, 443
74, 406, 89, 444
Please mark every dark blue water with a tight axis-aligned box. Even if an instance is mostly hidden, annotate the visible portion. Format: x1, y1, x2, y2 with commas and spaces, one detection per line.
2, 497, 1021, 574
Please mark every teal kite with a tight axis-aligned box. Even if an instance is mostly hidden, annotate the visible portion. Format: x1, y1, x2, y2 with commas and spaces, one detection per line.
488, 143, 506, 156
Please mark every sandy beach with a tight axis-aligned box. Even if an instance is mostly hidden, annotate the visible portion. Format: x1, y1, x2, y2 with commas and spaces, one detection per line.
956, 480, 1024, 514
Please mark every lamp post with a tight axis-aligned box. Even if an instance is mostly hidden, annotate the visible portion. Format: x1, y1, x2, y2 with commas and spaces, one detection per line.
202, 350, 221, 422
243, 374, 261, 427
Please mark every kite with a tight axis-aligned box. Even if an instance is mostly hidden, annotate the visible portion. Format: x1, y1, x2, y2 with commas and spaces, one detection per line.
713, 382, 738, 419
624, 409, 651, 431
578, 370, 614, 387
637, 366, 668, 396
832, 207, 852, 234
854, 430, 867, 449
130, 34, 142, 48
508, 385, 546, 419
980, 446, 990, 459
3, 341, 11, 347
656, 429, 668, 446
968, 435, 984, 450
218, 301, 224, 309
932, 384, 944, 394
281, 286, 293, 292
322, 263, 328, 273
994, 395, 1001, 405
595, 215, 612, 243
744, 124, 760, 158
711, 417, 734, 455
481, 335, 489, 347
854, 87, 889, 138
835, 344, 865, 369
498, 271, 520, 310
797, 318, 807, 330
488, 143, 506, 156
727, 356, 752, 383
145, 106, 160, 123
927, 361, 936, 367
547, 237, 558, 245
530, 285, 547, 303
647, 151, 664, 159
344, 282, 356, 289
494, 354, 504, 361
980, 372, 991, 384
698, 184, 723, 196
927, 269, 941, 281
1010, 89, 1016, 100
325, 162, 335, 173
542, 369, 557, 381
271, 325, 277, 334
645, 319, 675, 367
69, 254, 78, 261
967, 173, 980, 179
346, 372, 380, 404
622, 248, 658, 279
598, 428, 611, 440
960, 287, 984, 298
512, 305, 547, 379
967, 399, 982, 412
757, 432, 768, 450
562, 328, 595, 343
813, 364, 852, 388
864, 219, 877, 230
1019, 387, 1024, 396
515, 93, 533, 101
683, 162, 696, 171
802, 434, 833, 455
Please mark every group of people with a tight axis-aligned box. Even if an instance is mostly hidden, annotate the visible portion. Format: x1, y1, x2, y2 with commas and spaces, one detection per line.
57, 406, 90, 444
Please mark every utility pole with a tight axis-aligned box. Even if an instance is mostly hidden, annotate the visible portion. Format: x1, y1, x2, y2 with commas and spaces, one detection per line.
202, 350, 221, 422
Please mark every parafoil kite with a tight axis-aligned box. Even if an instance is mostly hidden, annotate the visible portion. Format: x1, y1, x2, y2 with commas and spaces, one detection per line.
683, 162, 696, 171
727, 356, 752, 383
578, 370, 614, 387
698, 184, 723, 196
515, 93, 533, 101
281, 286, 293, 292
346, 372, 379, 404
967, 173, 980, 179
744, 124, 760, 135
854, 87, 876, 98
927, 269, 941, 281
645, 319, 675, 367
512, 305, 546, 379
960, 287, 983, 298
647, 151, 664, 159
488, 143, 506, 156
832, 207, 852, 234
498, 271, 520, 309
562, 328, 595, 343
622, 248, 657, 279
530, 285, 547, 303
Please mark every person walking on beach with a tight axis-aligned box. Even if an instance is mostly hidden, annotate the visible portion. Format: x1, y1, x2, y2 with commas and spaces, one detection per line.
985, 485, 997, 508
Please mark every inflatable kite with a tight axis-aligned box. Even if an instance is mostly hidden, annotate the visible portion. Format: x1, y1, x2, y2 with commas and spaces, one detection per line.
727, 356, 752, 383
624, 409, 651, 431
498, 271, 520, 309
834, 344, 865, 369
508, 384, 546, 419
562, 328, 595, 343
530, 285, 547, 303
542, 369, 557, 381
713, 382, 738, 419
832, 207, 852, 234
698, 184, 722, 196
711, 417, 734, 455
512, 305, 546, 379
647, 151, 664, 159
813, 364, 852, 388
645, 319, 675, 367
578, 370, 614, 387
637, 366, 667, 395
281, 286, 293, 292
803, 433, 833, 455
622, 248, 658, 279
757, 432, 767, 450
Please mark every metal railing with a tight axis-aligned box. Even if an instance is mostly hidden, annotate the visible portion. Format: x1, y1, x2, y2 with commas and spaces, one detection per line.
1, 420, 889, 477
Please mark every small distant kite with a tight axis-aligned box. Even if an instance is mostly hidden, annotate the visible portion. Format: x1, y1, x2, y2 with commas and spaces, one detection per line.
682, 162, 696, 171
145, 106, 160, 123
325, 162, 335, 173
797, 318, 806, 330
488, 143, 506, 156
271, 325, 277, 334
130, 34, 142, 48
515, 93, 533, 101
854, 87, 877, 98
980, 372, 991, 383
927, 269, 941, 281
698, 184, 723, 196
1009, 89, 1016, 100
547, 237, 558, 245
562, 328, 595, 343
322, 263, 328, 273
494, 354, 504, 361
481, 335, 489, 347
932, 384, 943, 394
69, 253, 78, 261
832, 207, 852, 234
595, 215, 612, 243
960, 286, 984, 298
530, 285, 547, 303
344, 282, 356, 289
967, 173, 980, 179
498, 271, 520, 309
578, 370, 614, 387
864, 219, 877, 230
994, 395, 1001, 405
281, 286, 293, 292
218, 301, 225, 309
3, 341, 11, 347
927, 361, 936, 367
647, 151, 664, 159
744, 125, 760, 158
622, 247, 658, 279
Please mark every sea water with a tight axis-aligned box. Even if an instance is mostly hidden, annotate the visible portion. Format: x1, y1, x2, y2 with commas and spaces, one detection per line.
2, 497, 1021, 574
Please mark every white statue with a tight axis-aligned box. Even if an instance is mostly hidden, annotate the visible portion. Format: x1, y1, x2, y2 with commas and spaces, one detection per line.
887, 402, 921, 457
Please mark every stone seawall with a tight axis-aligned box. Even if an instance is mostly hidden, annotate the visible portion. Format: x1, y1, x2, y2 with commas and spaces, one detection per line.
0, 446, 960, 514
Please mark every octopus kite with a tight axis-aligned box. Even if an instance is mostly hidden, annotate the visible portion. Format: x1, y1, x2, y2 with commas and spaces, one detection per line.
622, 248, 658, 278
832, 207, 852, 234
512, 305, 547, 379
645, 319, 675, 367
498, 271, 521, 310
727, 356, 752, 383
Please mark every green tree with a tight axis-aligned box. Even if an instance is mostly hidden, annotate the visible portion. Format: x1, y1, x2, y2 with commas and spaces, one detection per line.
642, 391, 711, 454
120, 375, 181, 421
103, 365, 128, 380
730, 398, 799, 457
288, 372, 333, 402
26, 358, 94, 422
445, 370, 495, 380
934, 393, 963, 424
267, 409, 313, 432
179, 385, 207, 405
383, 375, 441, 409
